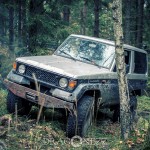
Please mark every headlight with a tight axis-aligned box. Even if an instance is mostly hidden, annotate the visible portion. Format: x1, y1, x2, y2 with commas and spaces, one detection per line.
18, 65, 26, 74
59, 78, 68, 88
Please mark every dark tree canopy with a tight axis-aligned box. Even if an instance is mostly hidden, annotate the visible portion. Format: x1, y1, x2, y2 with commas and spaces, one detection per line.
0, 0, 149, 80
0, 0, 149, 54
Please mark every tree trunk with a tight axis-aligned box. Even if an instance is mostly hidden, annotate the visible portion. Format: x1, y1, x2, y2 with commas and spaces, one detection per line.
136, 0, 144, 48
9, 0, 15, 52
144, 1, 150, 52
28, 0, 39, 52
28, 0, 37, 52
0, 6, 5, 46
22, 0, 27, 48
62, 0, 71, 25
124, 0, 131, 44
63, 6, 70, 25
18, 0, 22, 47
127, 0, 137, 46
80, 0, 87, 35
28, 0, 44, 53
93, 0, 101, 37
113, 0, 131, 139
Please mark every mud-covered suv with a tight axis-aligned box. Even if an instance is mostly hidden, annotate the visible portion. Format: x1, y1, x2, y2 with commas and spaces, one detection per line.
4, 34, 148, 137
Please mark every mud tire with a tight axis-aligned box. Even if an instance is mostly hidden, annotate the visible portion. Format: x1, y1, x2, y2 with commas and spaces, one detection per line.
7, 90, 32, 115
66, 96, 94, 138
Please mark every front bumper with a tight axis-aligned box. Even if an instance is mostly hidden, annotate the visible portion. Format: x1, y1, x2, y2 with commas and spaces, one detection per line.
4, 79, 74, 109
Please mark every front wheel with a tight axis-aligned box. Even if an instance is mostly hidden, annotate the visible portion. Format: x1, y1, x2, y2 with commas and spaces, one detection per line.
7, 90, 32, 116
66, 96, 94, 138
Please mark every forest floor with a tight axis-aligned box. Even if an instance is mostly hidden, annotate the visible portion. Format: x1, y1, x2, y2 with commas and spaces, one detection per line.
0, 89, 150, 150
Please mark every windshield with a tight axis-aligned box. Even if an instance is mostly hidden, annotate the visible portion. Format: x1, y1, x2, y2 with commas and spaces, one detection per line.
55, 36, 115, 68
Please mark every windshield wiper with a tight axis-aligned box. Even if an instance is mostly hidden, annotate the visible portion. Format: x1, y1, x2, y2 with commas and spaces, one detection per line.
79, 56, 103, 68
102, 53, 114, 66
60, 50, 76, 61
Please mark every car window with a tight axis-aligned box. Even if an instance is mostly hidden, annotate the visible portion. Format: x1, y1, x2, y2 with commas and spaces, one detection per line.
113, 50, 131, 73
134, 51, 147, 74
124, 50, 131, 73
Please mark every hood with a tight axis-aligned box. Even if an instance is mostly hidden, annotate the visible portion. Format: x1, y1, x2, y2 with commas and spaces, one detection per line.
16, 55, 111, 79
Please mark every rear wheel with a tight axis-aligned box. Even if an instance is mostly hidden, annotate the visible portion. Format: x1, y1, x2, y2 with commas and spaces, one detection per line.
113, 96, 137, 122
66, 96, 94, 138
130, 96, 137, 121
113, 105, 120, 122
7, 90, 32, 115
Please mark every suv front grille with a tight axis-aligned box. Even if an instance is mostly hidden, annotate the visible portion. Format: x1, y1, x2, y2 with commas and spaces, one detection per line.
17, 64, 59, 86
25, 66, 58, 85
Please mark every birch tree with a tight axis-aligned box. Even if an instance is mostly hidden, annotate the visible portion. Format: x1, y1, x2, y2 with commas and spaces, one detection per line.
112, 0, 131, 139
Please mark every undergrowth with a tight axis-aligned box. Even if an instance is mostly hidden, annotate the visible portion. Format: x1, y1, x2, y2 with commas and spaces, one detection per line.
0, 89, 150, 150
0, 89, 7, 116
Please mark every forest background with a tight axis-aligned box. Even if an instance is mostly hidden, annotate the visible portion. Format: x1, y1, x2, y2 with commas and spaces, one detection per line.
0, 0, 150, 149
0, 0, 150, 82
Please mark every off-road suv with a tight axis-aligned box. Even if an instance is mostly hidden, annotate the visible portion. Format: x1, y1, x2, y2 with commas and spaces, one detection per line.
4, 34, 148, 137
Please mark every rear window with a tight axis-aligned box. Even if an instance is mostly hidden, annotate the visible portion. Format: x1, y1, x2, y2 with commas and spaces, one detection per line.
134, 51, 147, 74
